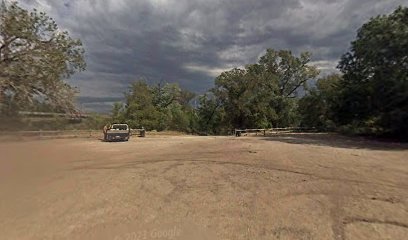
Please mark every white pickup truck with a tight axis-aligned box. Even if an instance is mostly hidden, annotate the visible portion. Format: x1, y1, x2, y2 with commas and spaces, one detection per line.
103, 124, 130, 142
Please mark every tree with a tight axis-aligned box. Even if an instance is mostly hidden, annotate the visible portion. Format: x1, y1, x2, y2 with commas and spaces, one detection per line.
213, 68, 251, 128
123, 81, 161, 130
337, 6, 408, 138
210, 49, 319, 130
258, 49, 319, 98
299, 74, 341, 130
150, 82, 196, 131
0, 1, 85, 115
151, 82, 180, 109
196, 94, 226, 134
114, 80, 197, 132
111, 102, 125, 122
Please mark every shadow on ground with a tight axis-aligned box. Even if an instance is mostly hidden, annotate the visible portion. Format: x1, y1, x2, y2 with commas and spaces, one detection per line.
258, 133, 408, 151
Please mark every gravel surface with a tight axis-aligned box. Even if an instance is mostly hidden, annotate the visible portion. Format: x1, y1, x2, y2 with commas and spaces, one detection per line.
1, 133, 407, 240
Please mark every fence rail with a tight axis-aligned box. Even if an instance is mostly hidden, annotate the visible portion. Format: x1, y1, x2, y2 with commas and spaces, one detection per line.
0, 130, 100, 138
0, 129, 146, 138
234, 127, 315, 136
0, 128, 311, 138
18, 111, 90, 119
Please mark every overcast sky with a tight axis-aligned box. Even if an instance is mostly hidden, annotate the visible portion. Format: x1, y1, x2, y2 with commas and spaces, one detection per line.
20, 0, 407, 112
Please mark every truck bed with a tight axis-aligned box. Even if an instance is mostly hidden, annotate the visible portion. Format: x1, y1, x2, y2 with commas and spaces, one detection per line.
105, 130, 130, 141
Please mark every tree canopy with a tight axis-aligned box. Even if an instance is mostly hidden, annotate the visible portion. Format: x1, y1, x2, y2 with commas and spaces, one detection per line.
112, 80, 196, 132
298, 74, 341, 130
207, 49, 319, 132
0, 1, 85, 116
336, 6, 408, 138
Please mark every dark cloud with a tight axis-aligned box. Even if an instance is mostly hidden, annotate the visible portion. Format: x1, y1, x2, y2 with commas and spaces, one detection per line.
20, 0, 407, 112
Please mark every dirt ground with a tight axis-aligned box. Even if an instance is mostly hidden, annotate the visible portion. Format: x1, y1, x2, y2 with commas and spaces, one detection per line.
0, 133, 407, 240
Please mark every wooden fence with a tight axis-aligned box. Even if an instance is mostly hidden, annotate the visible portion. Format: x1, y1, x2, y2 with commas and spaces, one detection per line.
0, 129, 146, 139
234, 127, 315, 136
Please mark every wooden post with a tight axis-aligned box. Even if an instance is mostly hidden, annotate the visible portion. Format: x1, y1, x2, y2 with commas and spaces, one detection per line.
235, 130, 241, 137
140, 129, 146, 137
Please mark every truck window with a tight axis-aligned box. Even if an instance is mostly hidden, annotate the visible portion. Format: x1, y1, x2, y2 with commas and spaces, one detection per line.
111, 125, 128, 130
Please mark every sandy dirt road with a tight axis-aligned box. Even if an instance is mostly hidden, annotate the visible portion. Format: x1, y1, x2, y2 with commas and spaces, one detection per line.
0, 134, 407, 240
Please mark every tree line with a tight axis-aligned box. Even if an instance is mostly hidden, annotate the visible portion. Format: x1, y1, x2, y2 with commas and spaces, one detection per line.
1, 2, 407, 139
114, 7, 407, 139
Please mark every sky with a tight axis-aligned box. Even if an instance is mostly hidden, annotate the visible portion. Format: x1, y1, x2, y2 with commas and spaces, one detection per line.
20, 0, 407, 112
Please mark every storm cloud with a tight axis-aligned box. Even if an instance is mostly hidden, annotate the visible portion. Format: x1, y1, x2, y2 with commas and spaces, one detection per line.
20, 0, 407, 112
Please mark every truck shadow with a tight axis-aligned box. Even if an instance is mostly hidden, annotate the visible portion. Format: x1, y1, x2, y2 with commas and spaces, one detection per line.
99, 139, 128, 143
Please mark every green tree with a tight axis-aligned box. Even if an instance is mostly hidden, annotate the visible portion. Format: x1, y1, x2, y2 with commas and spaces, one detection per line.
151, 82, 180, 109
123, 81, 161, 130
210, 49, 319, 130
151, 82, 196, 131
0, 1, 85, 116
337, 6, 408, 138
258, 49, 319, 98
196, 94, 226, 134
111, 102, 125, 122
115, 80, 196, 132
299, 74, 341, 130
213, 68, 251, 128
